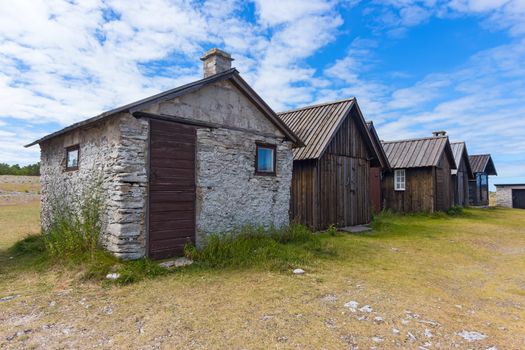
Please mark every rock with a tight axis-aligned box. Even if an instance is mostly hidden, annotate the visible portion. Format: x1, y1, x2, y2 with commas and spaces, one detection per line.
159, 257, 194, 268
418, 319, 441, 327
0, 295, 20, 302
372, 336, 383, 343
407, 332, 417, 341
373, 316, 384, 324
321, 294, 337, 303
457, 330, 487, 342
392, 328, 400, 335
401, 319, 410, 325
344, 301, 359, 311
277, 336, 288, 343
293, 268, 305, 275
49, 301, 56, 307
159, 260, 176, 268
486, 347, 498, 350
261, 315, 274, 321
102, 306, 113, 315
106, 273, 120, 280
424, 328, 433, 338
359, 305, 373, 313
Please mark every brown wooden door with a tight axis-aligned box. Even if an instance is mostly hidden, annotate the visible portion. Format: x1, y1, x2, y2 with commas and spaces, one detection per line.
149, 119, 196, 259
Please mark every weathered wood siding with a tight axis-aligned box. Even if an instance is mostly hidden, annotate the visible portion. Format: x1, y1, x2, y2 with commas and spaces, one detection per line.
382, 168, 435, 212
290, 109, 372, 230
290, 160, 318, 228
454, 158, 470, 206
370, 167, 382, 214
434, 153, 453, 211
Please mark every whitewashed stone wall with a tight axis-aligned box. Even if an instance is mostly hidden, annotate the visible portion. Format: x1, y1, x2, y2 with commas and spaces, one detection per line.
496, 185, 525, 208
195, 128, 293, 245
40, 113, 149, 259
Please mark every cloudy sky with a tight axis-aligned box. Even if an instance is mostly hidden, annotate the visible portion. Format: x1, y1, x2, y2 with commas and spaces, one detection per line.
0, 0, 524, 186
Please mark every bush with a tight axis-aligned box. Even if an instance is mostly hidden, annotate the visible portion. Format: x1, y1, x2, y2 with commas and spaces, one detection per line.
184, 224, 336, 270
44, 179, 104, 259
447, 205, 464, 216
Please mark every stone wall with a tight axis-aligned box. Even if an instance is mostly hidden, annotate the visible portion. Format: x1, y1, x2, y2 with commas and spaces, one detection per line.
195, 127, 293, 245
496, 185, 525, 208
40, 113, 148, 259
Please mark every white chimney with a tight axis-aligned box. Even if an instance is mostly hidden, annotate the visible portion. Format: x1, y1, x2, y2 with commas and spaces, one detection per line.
200, 48, 234, 78
432, 131, 447, 137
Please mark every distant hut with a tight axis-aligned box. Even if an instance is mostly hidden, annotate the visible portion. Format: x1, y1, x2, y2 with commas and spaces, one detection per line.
381, 131, 456, 212
450, 142, 474, 206
366, 121, 391, 214
279, 98, 384, 229
468, 154, 497, 206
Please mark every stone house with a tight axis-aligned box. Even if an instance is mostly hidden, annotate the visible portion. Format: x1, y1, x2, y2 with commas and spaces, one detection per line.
495, 184, 525, 209
26, 49, 302, 259
381, 132, 456, 213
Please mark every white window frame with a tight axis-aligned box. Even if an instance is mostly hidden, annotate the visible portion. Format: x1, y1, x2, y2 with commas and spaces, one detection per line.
394, 169, 406, 191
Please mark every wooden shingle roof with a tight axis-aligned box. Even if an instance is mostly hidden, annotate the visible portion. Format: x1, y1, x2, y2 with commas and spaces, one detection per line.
469, 154, 497, 175
450, 141, 474, 179
278, 99, 355, 160
381, 136, 456, 169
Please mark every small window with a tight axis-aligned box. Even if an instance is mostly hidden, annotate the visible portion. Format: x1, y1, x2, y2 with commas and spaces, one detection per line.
255, 143, 276, 175
66, 145, 79, 171
394, 169, 405, 191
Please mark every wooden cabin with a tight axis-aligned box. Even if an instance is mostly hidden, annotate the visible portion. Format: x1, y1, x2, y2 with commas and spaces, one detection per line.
450, 142, 474, 206
279, 98, 384, 230
381, 132, 456, 212
366, 121, 391, 214
468, 154, 497, 206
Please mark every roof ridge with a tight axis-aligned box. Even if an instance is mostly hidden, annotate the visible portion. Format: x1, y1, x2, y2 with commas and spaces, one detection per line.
381, 135, 448, 144
470, 153, 491, 157
277, 97, 355, 115
450, 141, 465, 145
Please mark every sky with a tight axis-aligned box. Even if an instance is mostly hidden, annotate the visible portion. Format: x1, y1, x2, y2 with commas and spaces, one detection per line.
0, 0, 524, 188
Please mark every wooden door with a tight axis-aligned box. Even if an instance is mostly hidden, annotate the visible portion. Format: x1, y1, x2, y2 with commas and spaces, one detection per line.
512, 189, 525, 209
148, 119, 196, 259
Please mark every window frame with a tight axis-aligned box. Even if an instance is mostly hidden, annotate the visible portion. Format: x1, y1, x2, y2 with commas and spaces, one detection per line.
394, 169, 406, 191
255, 142, 277, 176
65, 144, 80, 171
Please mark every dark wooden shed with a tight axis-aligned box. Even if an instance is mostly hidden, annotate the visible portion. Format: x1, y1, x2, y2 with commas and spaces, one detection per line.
468, 154, 497, 206
279, 98, 383, 230
450, 142, 474, 206
366, 121, 391, 214
381, 133, 457, 212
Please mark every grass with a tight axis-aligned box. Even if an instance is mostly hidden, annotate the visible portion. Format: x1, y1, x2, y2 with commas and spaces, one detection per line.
1, 195, 525, 348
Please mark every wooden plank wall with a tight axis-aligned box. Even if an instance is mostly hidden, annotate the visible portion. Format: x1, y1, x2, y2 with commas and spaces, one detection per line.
382, 167, 435, 212
434, 153, 453, 211
455, 158, 470, 206
290, 160, 318, 228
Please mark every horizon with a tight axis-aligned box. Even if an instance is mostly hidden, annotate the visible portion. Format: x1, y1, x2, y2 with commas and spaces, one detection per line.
1, 0, 524, 190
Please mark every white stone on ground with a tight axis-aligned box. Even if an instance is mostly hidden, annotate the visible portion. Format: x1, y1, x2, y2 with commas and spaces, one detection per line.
424, 328, 433, 338
457, 330, 487, 341
392, 328, 400, 335
373, 316, 384, 323
106, 273, 120, 280
359, 305, 373, 313
321, 294, 337, 302
344, 301, 359, 311
293, 268, 305, 275
159, 257, 193, 268
0, 295, 20, 302
372, 336, 383, 343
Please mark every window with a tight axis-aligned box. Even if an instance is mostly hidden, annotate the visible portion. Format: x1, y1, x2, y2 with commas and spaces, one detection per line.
255, 143, 276, 175
394, 169, 405, 191
66, 145, 80, 171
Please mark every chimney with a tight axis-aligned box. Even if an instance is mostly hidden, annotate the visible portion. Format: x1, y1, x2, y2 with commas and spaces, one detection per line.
432, 131, 447, 137
200, 48, 234, 78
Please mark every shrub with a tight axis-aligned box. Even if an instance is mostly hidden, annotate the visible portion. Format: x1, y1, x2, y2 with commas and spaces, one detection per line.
326, 224, 338, 236
184, 224, 336, 270
44, 178, 105, 259
447, 206, 464, 216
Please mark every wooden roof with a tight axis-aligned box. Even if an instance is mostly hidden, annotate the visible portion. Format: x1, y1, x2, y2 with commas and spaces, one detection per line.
381, 136, 456, 170
278, 98, 378, 162
469, 154, 497, 175
366, 121, 391, 170
26, 68, 302, 147
450, 142, 474, 179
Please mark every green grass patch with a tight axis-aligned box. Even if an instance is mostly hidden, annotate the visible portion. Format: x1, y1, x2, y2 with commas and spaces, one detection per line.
185, 224, 337, 270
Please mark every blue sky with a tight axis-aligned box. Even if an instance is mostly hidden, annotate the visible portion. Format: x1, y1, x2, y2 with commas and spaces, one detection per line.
0, 0, 524, 188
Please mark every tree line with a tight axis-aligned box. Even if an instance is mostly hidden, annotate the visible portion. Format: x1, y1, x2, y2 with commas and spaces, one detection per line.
0, 163, 40, 176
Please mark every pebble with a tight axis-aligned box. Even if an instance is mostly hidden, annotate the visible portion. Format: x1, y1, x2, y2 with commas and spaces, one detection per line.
344, 300, 359, 311
424, 328, 433, 338
159, 257, 193, 268
261, 315, 274, 321
106, 273, 120, 280
407, 331, 417, 341
392, 328, 400, 335
372, 336, 383, 343
321, 294, 337, 302
457, 330, 487, 342
373, 316, 384, 324
0, 295, 20, 302
293, 268, 305, 275
359, 305, 373, 313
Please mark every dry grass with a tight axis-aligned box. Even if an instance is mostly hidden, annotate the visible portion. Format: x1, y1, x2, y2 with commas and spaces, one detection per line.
1, 192, 525, 348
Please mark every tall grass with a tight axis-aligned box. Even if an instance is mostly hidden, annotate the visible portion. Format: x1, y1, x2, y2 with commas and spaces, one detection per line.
44, 178, 105, 259
184, 224, 337, 270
